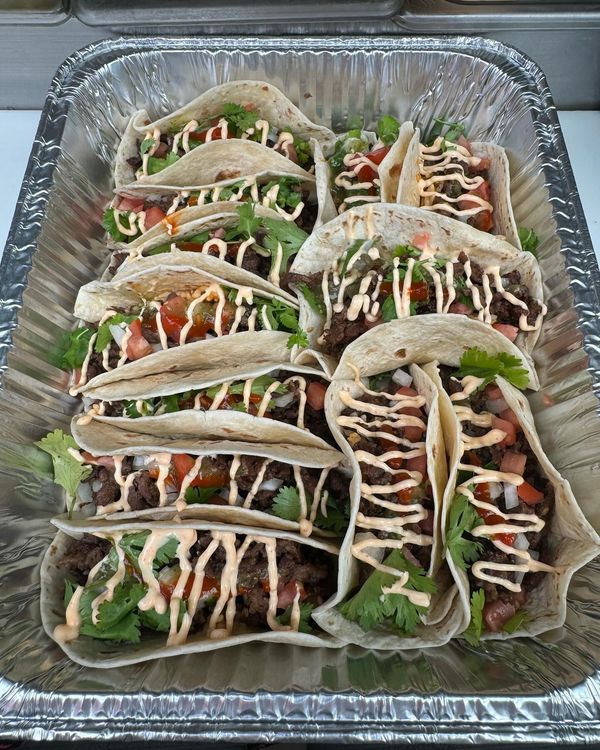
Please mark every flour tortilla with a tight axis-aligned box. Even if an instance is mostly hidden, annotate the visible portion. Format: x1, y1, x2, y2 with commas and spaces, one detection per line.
313, 363, 464, 649
397, 123, 521, 249
424, 359, 600, 639
289, 203, 543, 369
41, 522, 342, 668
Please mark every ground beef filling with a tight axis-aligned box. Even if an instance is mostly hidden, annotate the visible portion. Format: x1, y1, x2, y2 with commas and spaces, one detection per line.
83, 454, 349, 519
340, 391, 434, 570
60, 534, 336, 633
439, 365, 555, 628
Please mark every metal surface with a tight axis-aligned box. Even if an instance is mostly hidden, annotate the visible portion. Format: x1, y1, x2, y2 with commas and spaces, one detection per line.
0, 0, 68, 25
1, 36, 600, 742
72, 0, 401, 25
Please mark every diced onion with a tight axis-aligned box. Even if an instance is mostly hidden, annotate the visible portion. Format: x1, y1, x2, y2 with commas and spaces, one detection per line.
258, 478, 284, 492
272, 391, 295, 409
513, 533, 530, 551
529, 549, 540, 561
166, 489, 179, 502
109, 323, 127, 347
514, 571, 525, 586
489, 482, 502, 500
132, 455, 152, 470
487, 398, 508, 414
91, 480, 103, 493
81, 396, 94, 411
78, 482, 93, 502
151, 343, 163, 352
392, 368, 413, 388
504, 483, 520, 509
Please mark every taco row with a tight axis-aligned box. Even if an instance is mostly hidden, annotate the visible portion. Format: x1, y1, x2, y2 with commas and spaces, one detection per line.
37, 80, 599, 666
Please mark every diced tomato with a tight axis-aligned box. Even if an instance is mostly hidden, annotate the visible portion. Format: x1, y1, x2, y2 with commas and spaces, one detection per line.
483, 598, 517, 633
159, 295, 233, 342
419, 509, 434, 535
368, 145, 391, 165
179, 242, 207, 253
485, 384, 503, 401
448, 301, 472, 316
491, 415, 516, 447
397, 485, 414, 504
125, 319, 153, 361
117, 195, 145, 213
406, 453, 427, 476
474, 482, 491, 503
144, 206, 166, 229
517, 481, 545, 505
306, 381, 327, 411
500, 451, 527, 476
159, 570, 220, 602
472, 210, 494, 233
379, 281, 393, 296
476, 505, 515, 546
277, 580, 306, 610
172, 454, 229, 490
378, 423, 398, 453
396, 386, 418, 398
355, 161, 378, 183
492, 322, 519, 342
499, 407, 521, 429
411, 232, 430, 251
409, 280, 429, 302
172, 453, 195, 487
457, 134, 472, 152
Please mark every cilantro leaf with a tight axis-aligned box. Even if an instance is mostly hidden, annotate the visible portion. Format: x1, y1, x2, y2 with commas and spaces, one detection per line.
60, 326, 94, 370
94, 313, 137, 354
368, 372, 393, 391
118, 531, 179, 572
206, 374, 284, 400
445, 492, 483, 571
140, 600, 186, 632
287, 329, 308, 350
425, 117, 466, 147
502, 609, 527, 634
147, 152, 180, 175
233, 202, 261, 239
381, 295, 398, 323
272, 484, 303, 521
35, 430, 92, 516
340, 549, 436, 635
294, 137, 312, 168
272, 484, 349, 533
161, 392, 190, 413
102, 207, 131, 243
329, 133, 368, 174
122, 399, 155, 418
255, 297, 299, 333
376, 115, 400, 146
296, 282, 325, 317
95, 579, 146, 631
261, 177, 303, 210
184, 486, 224, 504
140, 138, 155, 155
276, 601, 314, 633
340, 239, 368, 276
518, 227, 539, 256
222, 102, 259, 135
455, 348, 529, 390
313, 497, 349, 535
392, 244, 421, 260
262, 217, 308, 271
462, 588, 485, 646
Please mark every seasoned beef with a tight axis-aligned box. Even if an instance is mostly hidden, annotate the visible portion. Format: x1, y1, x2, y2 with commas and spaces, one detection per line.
127, 471, 161, 511
84, 341, 120, 382
143, 195, 173, 214
322, 311, 371, 358
89, 465, 120, 507
127, 154, 142, 171
60, 534, 110, 584
107, 251, 128, 277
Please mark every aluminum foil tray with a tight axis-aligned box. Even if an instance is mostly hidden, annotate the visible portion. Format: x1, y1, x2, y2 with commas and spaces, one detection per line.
1, 35, 600, 743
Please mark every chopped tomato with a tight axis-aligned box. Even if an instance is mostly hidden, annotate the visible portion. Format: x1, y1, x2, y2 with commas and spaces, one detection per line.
378, 423, 398, 453
396, 386, 418, 398
355, 161, 378, 183
457, 134, 472, 152
474, 482, 491, 503
471, 210, 494, 233
367, 145, 391, 165
379, 281, 393, 296
144, 206, 166, 229
159, 570, 220, 602
411, 232, 430, 251
406, 453, 427, 476
171, 454, 229, 490
409, 280, 429, 302
500, 451, 527, 476
492, 322, 519, 342
277, 580, 306, 610
159, 295, 233, 342
125, 319, 153, 360
517, 481, 545, 505
397, 485, 414, 504
491, 415, 516, 447
117, 195, 145, 213
179, 241, 208, 253
306, 381, 327, 411
476, 505, 515, 546
499, 407, 521, 428
448, 301, 472, 316
485, 384, 503, 401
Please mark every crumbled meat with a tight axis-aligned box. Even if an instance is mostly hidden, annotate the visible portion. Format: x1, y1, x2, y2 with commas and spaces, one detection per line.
59, 534, 110, 585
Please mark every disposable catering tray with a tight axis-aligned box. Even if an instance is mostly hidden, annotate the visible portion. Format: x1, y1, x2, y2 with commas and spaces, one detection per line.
1, 35, 600, 743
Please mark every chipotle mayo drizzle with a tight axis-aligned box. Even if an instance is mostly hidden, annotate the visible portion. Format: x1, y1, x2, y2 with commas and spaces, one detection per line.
335, 146, 384, 214
449, 374, 555, 590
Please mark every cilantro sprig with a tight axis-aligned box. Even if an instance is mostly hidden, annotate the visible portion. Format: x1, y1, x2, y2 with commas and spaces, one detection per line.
518, 227, 539, 256
102, 207, 133, 243
272, 485, 349, 534
376, 115, 400, 146
502, 609, 528, 634
455, 348, 529, 390
94, 313, 137, 354
340, 548, 437, 635
35, 429, 92, 517
462, 589, 485, 646
276, 601, 314, 633
253, 296, 307, 349
60, 327, 94, 370
445, 492, 483, 571
425, 117, 466, 147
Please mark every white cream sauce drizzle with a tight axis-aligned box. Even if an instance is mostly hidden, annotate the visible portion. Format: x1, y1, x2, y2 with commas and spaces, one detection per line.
335, 145, 384, 214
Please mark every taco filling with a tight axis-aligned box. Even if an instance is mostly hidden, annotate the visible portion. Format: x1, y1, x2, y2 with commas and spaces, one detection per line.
85, 370, 334, 446
62, 286, 304, 394
54, 528, 337, 645
440, 354, 556, 640
417, 119, 493, 233
292, 237, 545, 358
334, 365, 438, 635
328, 116, 400, 213
104, 177, 317, 246
129, 103, 314, 180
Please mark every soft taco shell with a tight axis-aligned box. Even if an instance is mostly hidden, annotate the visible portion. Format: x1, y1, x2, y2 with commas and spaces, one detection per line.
313, 362, 464, 648
396, 123, 521, 249
424, 361, 600, 639
289, 203, 543, 366
41, 522, 342, 668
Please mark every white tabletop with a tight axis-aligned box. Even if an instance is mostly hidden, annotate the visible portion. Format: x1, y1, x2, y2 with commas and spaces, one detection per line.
0, 110, 598, 260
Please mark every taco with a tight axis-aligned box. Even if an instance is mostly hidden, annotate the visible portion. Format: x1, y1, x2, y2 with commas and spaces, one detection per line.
312, 358, 463, 648
326, 118, 413, 214
396, 118, 521, 248
288, 203, 545, 368
41, 521, 341, 667
107, 204, 309, 291
63, 256, 305, 396
38, 423, 349, 535
115, 80, 334, 189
